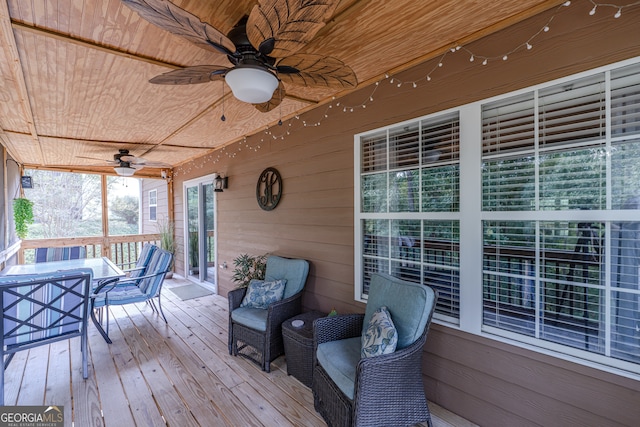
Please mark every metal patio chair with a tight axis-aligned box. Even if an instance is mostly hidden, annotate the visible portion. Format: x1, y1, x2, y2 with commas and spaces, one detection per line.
35, 246, 86, 263
0, 269, 93, 405
90, 248, 173, 344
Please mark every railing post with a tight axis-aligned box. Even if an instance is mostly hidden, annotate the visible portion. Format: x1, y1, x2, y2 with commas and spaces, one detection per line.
101, 175, 109, 259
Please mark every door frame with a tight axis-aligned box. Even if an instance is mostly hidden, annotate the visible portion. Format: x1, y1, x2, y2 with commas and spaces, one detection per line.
182, 173, 218, 292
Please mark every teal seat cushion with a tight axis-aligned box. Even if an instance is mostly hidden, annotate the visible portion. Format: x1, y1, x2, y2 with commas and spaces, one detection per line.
231, 306, 269, 332
93, 287, 150, 308
264, 255, 309, 299
316, 337, 361, 400
363, 273, 435, 349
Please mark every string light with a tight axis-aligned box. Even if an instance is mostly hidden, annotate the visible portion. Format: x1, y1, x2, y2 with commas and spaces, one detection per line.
175, 0, 639, 177
588, 0, 640, 18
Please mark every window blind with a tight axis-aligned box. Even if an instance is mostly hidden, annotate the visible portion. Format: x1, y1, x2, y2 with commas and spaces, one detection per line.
539, 74, 606, 147
358, 112, 460, 320
481, 61, 640, 366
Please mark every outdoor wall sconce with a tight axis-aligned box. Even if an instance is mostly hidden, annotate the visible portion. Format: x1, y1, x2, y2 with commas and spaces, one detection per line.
21, 176, 33, 189
215, 175, 228, 192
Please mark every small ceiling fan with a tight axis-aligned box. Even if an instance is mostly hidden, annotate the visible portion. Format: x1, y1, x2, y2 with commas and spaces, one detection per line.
122, 0, 358, 111
79, 149, 169, 176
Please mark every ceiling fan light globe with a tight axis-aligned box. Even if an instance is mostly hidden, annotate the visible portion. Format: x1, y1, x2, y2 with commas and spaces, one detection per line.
225, 67, 278, 104
114, 166, 136, 177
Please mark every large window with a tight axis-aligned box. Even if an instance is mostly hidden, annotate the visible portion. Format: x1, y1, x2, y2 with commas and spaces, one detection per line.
482, 62, 640, 367
355, 58, 640, 375
356, 112, 461, 322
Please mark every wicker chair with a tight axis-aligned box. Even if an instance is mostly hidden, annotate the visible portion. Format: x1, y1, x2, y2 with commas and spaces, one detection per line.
312, 273, 437, 427
228, 255, 310, 372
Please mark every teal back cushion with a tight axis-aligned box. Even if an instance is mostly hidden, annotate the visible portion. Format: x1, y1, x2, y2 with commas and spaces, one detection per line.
363, 273, 435, 349
139, 249, 172, 295
130, 243, 158, 279
264, 255, 309, 299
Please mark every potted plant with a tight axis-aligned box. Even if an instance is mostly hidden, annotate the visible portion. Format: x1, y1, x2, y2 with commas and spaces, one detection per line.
232, 253, 268, 288
156, 217, 176, 278
13, 197, 34, 239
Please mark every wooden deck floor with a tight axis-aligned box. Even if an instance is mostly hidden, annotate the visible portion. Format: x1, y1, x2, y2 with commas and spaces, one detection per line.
3, 277, 476, 427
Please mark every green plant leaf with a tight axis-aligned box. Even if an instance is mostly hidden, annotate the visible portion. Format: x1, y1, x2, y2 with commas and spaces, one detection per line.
232, 253, 268, 287
13, 198, 34, 239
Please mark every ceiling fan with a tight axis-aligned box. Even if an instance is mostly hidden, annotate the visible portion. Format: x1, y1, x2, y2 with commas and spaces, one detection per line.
79, 149, 169, 176
122, 0, 358, 111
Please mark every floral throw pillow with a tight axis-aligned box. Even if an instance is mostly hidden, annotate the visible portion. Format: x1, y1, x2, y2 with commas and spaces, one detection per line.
240, 279, 287, 309
361, 306, 398, 358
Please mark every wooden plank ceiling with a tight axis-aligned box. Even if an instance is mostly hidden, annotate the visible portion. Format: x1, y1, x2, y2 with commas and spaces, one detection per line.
0, 0, 565, 176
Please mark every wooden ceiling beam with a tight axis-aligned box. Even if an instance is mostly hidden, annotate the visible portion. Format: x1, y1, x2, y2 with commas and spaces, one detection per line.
2, 130, 211, 151
0, 127, 20, 163
0, 2, 41, 163
22, 164, 166, 179
11, 19, 184, 71
138, 92, 234, 157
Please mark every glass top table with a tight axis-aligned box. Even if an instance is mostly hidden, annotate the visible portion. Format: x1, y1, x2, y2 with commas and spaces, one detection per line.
2, 257, 125, 282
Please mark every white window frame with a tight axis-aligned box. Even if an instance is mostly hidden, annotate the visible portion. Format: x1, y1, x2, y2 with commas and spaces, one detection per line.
149, 189, 157, 222
354, 56, 640, 380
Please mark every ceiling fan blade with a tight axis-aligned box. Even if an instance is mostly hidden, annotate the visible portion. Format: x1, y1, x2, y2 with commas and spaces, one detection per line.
140, 161, 172, 167
122, 0, 236, 56
149, 65, 228, 85
76, 155, 119, 165
254, 81, 286, 113
119, 154, 140, 163
120, 154, 172, 168
277, 54, 357, 89
246, 0, 340, 58
77, 155, 110, 162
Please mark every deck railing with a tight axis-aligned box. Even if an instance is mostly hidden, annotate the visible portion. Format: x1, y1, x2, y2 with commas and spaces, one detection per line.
18, 233, 161, 268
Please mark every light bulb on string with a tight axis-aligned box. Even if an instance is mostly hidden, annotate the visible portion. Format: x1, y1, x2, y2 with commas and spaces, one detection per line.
590, 5, 597, 15
614, 8, 622, 17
